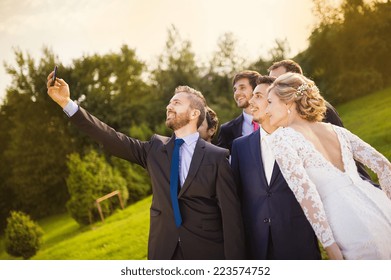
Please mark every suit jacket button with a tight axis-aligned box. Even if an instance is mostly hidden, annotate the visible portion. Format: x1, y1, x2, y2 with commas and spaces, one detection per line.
267, 192, 272, 197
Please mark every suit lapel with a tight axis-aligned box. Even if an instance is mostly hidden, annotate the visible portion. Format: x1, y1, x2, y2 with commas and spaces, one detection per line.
162, 135, 176, 166
269, 161, 281, 187
178, 138, 206, 197
249, 130, 269, 188
233, 114, 244, 138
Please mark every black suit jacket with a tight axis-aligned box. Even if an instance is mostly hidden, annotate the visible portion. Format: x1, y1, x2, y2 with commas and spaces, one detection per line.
231, 130, 321, 260
217, 114, 244, 153
70, 107, 246, 260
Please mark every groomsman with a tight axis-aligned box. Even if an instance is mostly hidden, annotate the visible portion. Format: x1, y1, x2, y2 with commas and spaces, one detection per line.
47, 72, 245, 260
231, 75, 321, 259
217, 70, 260, 152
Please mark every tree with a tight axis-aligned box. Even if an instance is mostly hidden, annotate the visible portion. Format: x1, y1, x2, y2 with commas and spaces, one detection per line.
150, 25, 202, 135
199, 33, 246, 125
298, 0, 391, 103
5, 211, 43, 259
1, 48, 74, 218
70, 45, 150, 134
66, 150, 128, 225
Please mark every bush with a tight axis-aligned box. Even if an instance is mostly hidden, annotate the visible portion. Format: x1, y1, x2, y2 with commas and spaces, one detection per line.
332, 68, 383, 103
4, 211, 44, 259
66, 150, 128, 225
110, 157, 151, 203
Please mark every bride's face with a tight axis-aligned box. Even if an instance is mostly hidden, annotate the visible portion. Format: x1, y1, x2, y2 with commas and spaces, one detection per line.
266, 89, 289, 127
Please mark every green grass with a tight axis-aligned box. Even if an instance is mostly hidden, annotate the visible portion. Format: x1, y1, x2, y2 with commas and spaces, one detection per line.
336, 86, 391, 160
336, 87, 391, 182
0, 196, 151, 260
0, 87, 389, 260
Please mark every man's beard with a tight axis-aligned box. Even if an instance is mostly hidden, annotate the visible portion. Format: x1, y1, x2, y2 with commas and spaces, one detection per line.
166, 110, 191, 131
237, 100, 250, 109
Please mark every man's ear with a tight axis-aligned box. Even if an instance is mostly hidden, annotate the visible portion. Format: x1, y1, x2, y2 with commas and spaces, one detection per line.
207, 127, 216, 137
191, 109, 200, 120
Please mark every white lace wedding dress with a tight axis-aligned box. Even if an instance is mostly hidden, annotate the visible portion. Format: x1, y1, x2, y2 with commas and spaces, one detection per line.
268, 125, 391, 259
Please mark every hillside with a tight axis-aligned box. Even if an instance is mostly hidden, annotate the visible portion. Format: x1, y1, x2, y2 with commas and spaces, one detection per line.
0, 196, 151, 260
337, 86, 391, 160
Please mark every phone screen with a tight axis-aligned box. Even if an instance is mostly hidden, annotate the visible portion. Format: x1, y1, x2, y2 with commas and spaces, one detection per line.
51, 66, 58, 86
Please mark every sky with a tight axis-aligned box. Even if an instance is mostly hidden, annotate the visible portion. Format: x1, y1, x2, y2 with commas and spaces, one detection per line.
0, 0, 318, 103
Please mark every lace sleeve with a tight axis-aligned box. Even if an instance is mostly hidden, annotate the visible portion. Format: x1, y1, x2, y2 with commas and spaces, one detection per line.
342, 128, 391, 199
268, 129, 335, 248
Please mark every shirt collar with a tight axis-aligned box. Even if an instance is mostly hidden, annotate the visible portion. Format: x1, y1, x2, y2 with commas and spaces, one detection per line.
176, 132, 199, 146
259, 126, 270, 139
242, 111, 253, 125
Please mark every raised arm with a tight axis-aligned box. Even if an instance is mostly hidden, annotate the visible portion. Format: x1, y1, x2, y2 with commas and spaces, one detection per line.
342, 127, 391, 199
46, 72, 149, 167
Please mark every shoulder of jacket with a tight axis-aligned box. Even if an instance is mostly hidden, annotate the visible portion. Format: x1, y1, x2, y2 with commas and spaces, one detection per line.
220, 114, 243, 128
150, 134, 171, 143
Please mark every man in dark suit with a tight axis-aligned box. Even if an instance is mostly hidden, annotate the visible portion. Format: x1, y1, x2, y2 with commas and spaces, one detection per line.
46, 73, 245, 260
231, 75, 321, 259
217, 70, 260, 152
268, 59, 377, 186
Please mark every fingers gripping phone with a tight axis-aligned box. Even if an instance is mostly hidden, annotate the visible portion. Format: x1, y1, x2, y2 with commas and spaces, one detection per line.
51, 66, 58, 86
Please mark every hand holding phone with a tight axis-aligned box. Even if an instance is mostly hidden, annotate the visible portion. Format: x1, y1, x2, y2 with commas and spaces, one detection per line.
50, 66, 58, 86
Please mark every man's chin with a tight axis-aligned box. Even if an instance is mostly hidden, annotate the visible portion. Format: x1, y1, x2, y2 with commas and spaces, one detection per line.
238, 103, 250, 109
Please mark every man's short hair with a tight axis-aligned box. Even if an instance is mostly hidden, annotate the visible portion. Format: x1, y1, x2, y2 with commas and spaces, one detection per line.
268, 59, 303, 75
232, 70, 260, 90
256, 75, 276, 86
174, 85, 206, 128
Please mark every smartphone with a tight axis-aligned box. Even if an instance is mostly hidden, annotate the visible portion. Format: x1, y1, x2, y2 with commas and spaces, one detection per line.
51, 66, 58, 86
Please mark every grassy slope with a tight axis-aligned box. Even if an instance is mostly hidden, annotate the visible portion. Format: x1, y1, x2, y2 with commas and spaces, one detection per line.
1, 196, 151, 260
0, 87, 390, 260
336, 87, 391, 160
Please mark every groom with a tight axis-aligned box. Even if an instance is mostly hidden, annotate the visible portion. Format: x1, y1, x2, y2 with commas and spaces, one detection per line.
231, 75, 321, 259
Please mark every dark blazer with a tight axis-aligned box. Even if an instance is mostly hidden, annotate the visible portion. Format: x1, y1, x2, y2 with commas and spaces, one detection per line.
217, 114, 244, 153
231, 130, 321, 260
70, 107, 246, 260
324, 102, 343, 127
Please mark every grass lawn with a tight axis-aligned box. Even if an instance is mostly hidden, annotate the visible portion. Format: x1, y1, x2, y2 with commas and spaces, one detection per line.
0, 196, 151, 260
336, 86, 391, 160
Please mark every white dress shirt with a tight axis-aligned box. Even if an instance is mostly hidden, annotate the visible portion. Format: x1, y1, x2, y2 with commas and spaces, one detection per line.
259, 127, 275, 184
242, 111, 254, 136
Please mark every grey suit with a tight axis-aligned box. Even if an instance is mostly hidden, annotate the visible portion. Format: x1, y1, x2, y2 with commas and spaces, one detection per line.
70, 107, 246, 260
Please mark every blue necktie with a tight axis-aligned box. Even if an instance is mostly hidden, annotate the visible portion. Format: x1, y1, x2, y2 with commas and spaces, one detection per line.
170, 138, 185, 227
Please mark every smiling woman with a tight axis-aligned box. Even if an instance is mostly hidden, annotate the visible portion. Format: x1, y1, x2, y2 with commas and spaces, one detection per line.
265, 72, 391, 260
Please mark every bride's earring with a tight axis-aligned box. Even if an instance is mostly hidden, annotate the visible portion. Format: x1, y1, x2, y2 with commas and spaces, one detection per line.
287, 109, 291, 114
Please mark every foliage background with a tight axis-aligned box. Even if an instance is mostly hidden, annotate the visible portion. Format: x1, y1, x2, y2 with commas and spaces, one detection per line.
0, 1, 390, 256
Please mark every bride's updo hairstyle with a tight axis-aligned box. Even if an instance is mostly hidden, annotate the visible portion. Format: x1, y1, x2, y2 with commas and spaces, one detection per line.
268, 72, 326, 122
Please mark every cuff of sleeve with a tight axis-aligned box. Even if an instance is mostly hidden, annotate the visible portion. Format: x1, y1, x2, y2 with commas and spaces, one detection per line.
63, 100, 79, 117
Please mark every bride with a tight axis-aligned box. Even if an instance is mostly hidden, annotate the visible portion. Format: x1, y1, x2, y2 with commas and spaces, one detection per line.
265, 72, 391, 260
